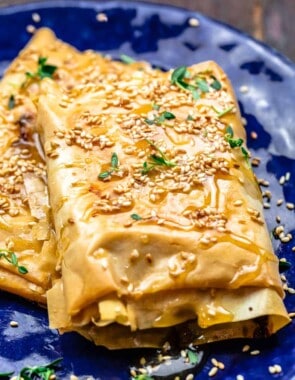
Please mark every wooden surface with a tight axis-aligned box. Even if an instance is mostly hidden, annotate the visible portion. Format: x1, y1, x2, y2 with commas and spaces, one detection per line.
0, 0, 294, 63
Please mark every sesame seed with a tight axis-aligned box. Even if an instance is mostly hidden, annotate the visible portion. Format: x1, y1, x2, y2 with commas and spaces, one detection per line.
250, 131, 258, 139
26, 24, 36, 33
10, 321, 18, 327
96, 13, 108, 22
268, 366, 276, 374
274, 364, 282, 373
32, 12, 41, 22
242, 344, 250, 352
263, 203, 271, 209
292, 246, 295, 252
140, 357, 146, 366
286, 202, 295, 210
250, 350, 260, 355
233, 200, 243, 206
277, 199, 283, 206
211, 358, 218, 367
239, 85, 249, 93
279, 176, 285, 185
236, 376, 244, 380
288, 312, 295, 318
285, 172, 291, 181
217, 361, 225, 370
208, 367, 218, 377
70, 375, 79, 380
188, 17, 199, 27
276, 216, 281, 223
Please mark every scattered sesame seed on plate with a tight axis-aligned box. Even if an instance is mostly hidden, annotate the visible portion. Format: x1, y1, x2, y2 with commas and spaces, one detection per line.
9, 320, 18, 327
250, 131, 258, 139
236, 375, 244, 380
276, 199, 284, 206
188, 17, 199, 27
208, 366, 218, 377
286, 202, 295, 210
242, 344, 250, 352
26, 24, 36, 33
96, 12, 108, 22
32, 12, 41, 22
250, 350, 260, 355
239, 85, 249, 93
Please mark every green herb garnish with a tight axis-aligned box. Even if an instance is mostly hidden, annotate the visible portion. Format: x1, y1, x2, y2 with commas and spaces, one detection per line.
279, 261, 292, 273
210, 75, 222, 90
187, 348, 201, 365
26, 57, 57, 81
0, 249, 28, 274
131, 375, 154, 380
131, 214, 142, 221
152, 104, 160, 111
0, 372, 14, 378
16, 357, 62, 380
224, 126, 250, 164
212, 105, 234, 118
195, 77, 209, 93
8, 95, 15, 110
142, 140, 176, 174
171, 66, 200, 99
120, 54, 136, 64
98, 152, 119, 180
187, 114, 194, 121
145, 111, 175, 125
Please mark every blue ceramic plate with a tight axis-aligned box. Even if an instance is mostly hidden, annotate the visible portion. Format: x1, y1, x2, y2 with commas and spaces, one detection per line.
0, 1, 295, 379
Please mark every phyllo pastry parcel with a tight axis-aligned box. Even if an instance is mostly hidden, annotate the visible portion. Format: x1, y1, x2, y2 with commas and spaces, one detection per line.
36, 55, 290, 348
0, 27, 116, 303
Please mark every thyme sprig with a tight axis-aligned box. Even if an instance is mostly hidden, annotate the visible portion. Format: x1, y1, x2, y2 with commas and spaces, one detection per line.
142, 140, 176, 174
8, 95, 15, 110
0, 249, 28, 274
225, 126, 250, 162
98, 152, 119, 180
171, 66, 222, 99
25, 57, 57, 82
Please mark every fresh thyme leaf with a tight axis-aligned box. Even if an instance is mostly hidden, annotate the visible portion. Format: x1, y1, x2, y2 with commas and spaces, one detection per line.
24, 56, 57, 85
98, 170, 113, 179
120, 54, 136, 64
196, 77, 209, 93
225, 125, 234, 138
241, 146, 250, 161
187, 348, 201, 365
152, 104, 160, 111
132, 375, 154, 380
0, 372, 14, 378
161, 111, 175, 120
144, 111, 175, 125
131, 213, 142, 221
8, 94, 15, 110
279, 261, 292, 273
171, 66, 187, 84
18, 357, 62, 380
227, 137, 243, 148
150, 154, 175, 167
111, 152, 119, 169
210, 75, 222, 90
0, 249, 28, 275
213, 105, 234, 118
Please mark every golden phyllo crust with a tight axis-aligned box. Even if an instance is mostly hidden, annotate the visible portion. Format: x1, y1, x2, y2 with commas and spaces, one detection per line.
35, 49, 290, 348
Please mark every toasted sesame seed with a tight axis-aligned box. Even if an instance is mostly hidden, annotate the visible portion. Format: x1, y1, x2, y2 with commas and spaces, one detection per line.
211, 358, 218, 367
263, 203, 271, 209
250, 350, 260, 355
233, 200, 243, 206
217, 361, 225, 370
277, 199, 283, 206
250, 131, 258, 139
274, 364, 282, 373
96, 12, 108, 22
208, 367, 218, 377
268, 366, 276, 374
279, 176, 285, 185
239, 85, 249, 93
236, 375, 244, 380
242, 344, 250, 352
276, 216, 281, 223
285, 172, 291, 181
188, 17, 199, 27
10, 320, 18, 327
292, 246, 295, 252
26, 24, 36, 33
32, 12, 41, 22
70, 375, 79, 380
288, 312, 295, 318
286, 202, 295, 210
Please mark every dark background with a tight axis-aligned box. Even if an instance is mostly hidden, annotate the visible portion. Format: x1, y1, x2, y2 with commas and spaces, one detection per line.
0, 0, 294, 62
